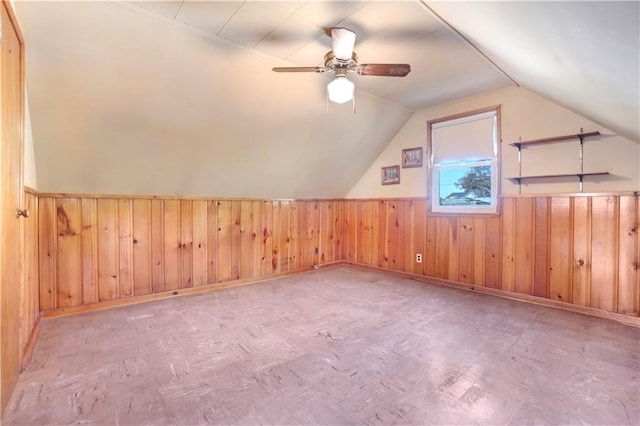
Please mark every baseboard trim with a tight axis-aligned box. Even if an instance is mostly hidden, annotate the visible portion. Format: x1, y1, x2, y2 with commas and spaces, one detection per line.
343, 262, 640, 328
20, 313, 43, 371
40, 259, 639, 328
42, 261, 344, 319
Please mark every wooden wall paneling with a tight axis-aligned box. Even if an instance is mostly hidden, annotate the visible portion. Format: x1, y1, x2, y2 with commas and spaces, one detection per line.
533, 197, 550, 298
356, 201, 371, 265
395, 202, 406, 272
369, 201, 379, 268
425, 212, 436, 277
261, 201, 274, 274
617, 196, 638, 315
590, 196, 618, 312
296, 201, 307, 267
312, 202, 320, 266
326, 201, 337, 263
446, 217, 458, 280
230, 200, 241, 279
345, 201, 357, 263
278, 201, 291, 271
191, 200, 207, 286
549, 197, 572, 302
289, 202, 299, 270
332, 200, 343, 262
205, 200, 218, 284
514, 198, 535, 295
239, 200, 253, 278
572, 197, 591, 306
56, 198, 82, 307
132, 199, 152, 296
180, 200, 193, 288
272, 201, 281, 272
484, 216, 501, 289
97, 199, 119, 301
412, 200, 427, 276
251, 200, 262, 276
317, 202, 324, 265
19, 192, 39, 366
434, 216, 450, 279
151, 199, 165, 293
317, 202, 330, 264
326, 201, 335, 263
217, 201, 232, 282
163, 200, 181, 290
249, 200, 263, 277
377, 201, 387, 268
305, 201, 316, 266
356, 201, 365, 264
637, 196, 640, 316
404, 201, 416, 273
501, 197, 516, 292
314, 201, 328, 265
386, 201, 399, 270
27, 193, 39, 330
81, 198, 98, 304
473, 217, 486, 286
118, 199, 133, 297
26, 194, 640, 322
333, 201, 345, 260
616, 196, 639, 315
457, 216, 475, 284
38, 197, 57, 310
363, 201, 374, 265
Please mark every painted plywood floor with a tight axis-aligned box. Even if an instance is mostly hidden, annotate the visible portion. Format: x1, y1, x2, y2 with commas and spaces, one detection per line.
4, 266, 640, 425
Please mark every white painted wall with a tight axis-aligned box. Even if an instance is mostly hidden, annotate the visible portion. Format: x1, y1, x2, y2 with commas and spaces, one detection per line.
23, 93, 37, 189
347, 87, 639, 198
17, 0, 411, 199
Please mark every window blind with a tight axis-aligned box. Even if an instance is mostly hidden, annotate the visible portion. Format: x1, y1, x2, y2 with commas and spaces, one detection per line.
431, 111, 496, 164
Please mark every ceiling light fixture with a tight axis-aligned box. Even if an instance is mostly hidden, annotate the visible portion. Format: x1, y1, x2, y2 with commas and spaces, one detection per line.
327, 76, 354, 104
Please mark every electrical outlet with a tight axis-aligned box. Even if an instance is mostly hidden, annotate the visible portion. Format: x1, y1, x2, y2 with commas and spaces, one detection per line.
416, 253, 422, 263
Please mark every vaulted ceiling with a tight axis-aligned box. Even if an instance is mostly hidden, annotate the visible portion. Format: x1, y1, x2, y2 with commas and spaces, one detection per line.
15, 1, 639, 197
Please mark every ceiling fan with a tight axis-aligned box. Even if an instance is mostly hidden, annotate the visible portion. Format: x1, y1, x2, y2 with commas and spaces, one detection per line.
272, 28, 411, 104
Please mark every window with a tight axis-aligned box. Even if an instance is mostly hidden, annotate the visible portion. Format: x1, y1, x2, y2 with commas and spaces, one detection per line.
427, 107, 500, 214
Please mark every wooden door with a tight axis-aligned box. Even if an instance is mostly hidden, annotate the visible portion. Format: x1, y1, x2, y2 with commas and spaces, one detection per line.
0, 0, 24, 414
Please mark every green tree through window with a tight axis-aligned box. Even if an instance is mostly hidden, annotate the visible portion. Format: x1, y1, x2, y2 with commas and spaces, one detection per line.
455, 165, 491, 197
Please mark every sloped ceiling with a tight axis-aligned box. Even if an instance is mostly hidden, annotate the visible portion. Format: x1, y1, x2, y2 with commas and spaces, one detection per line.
427, 1, 640, 143
14, 1, 638, 198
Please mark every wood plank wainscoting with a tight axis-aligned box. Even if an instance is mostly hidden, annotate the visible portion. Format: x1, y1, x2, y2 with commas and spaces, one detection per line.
28, 189, 639, 323
343, 194, 639, 322
33, 189, 344, 314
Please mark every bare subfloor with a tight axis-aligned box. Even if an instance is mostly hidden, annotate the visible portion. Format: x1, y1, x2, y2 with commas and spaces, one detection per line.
4, 266, 640, 425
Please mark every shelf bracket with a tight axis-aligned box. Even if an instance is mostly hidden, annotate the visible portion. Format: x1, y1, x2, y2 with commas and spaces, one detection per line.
516, 138, 522, 194
578, 174, 584, 193
578, 134, 584, 192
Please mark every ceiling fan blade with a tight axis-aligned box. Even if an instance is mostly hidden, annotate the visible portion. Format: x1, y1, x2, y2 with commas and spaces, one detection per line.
272, 67, 326, 73
357, 64, 411, 77
331, 28, 356, 61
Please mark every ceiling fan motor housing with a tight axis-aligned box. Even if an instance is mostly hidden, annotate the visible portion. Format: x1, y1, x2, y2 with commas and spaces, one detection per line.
324, 51, 359, 74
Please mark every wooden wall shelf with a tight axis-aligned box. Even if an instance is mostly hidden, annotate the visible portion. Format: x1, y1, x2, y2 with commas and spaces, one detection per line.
507, 130, 606, 193
509, 131, 601, 149
506, 172, 610, 184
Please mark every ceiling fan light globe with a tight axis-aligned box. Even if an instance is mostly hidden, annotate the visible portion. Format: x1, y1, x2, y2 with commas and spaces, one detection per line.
327, 76, 354, 104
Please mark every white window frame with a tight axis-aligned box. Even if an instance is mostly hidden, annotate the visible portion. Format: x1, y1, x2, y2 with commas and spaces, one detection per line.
427, 106, 500, 215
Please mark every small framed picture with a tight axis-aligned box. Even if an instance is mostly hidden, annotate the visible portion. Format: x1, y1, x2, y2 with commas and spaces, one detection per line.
402, 147, 423, 168
381, 165, 400, 185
